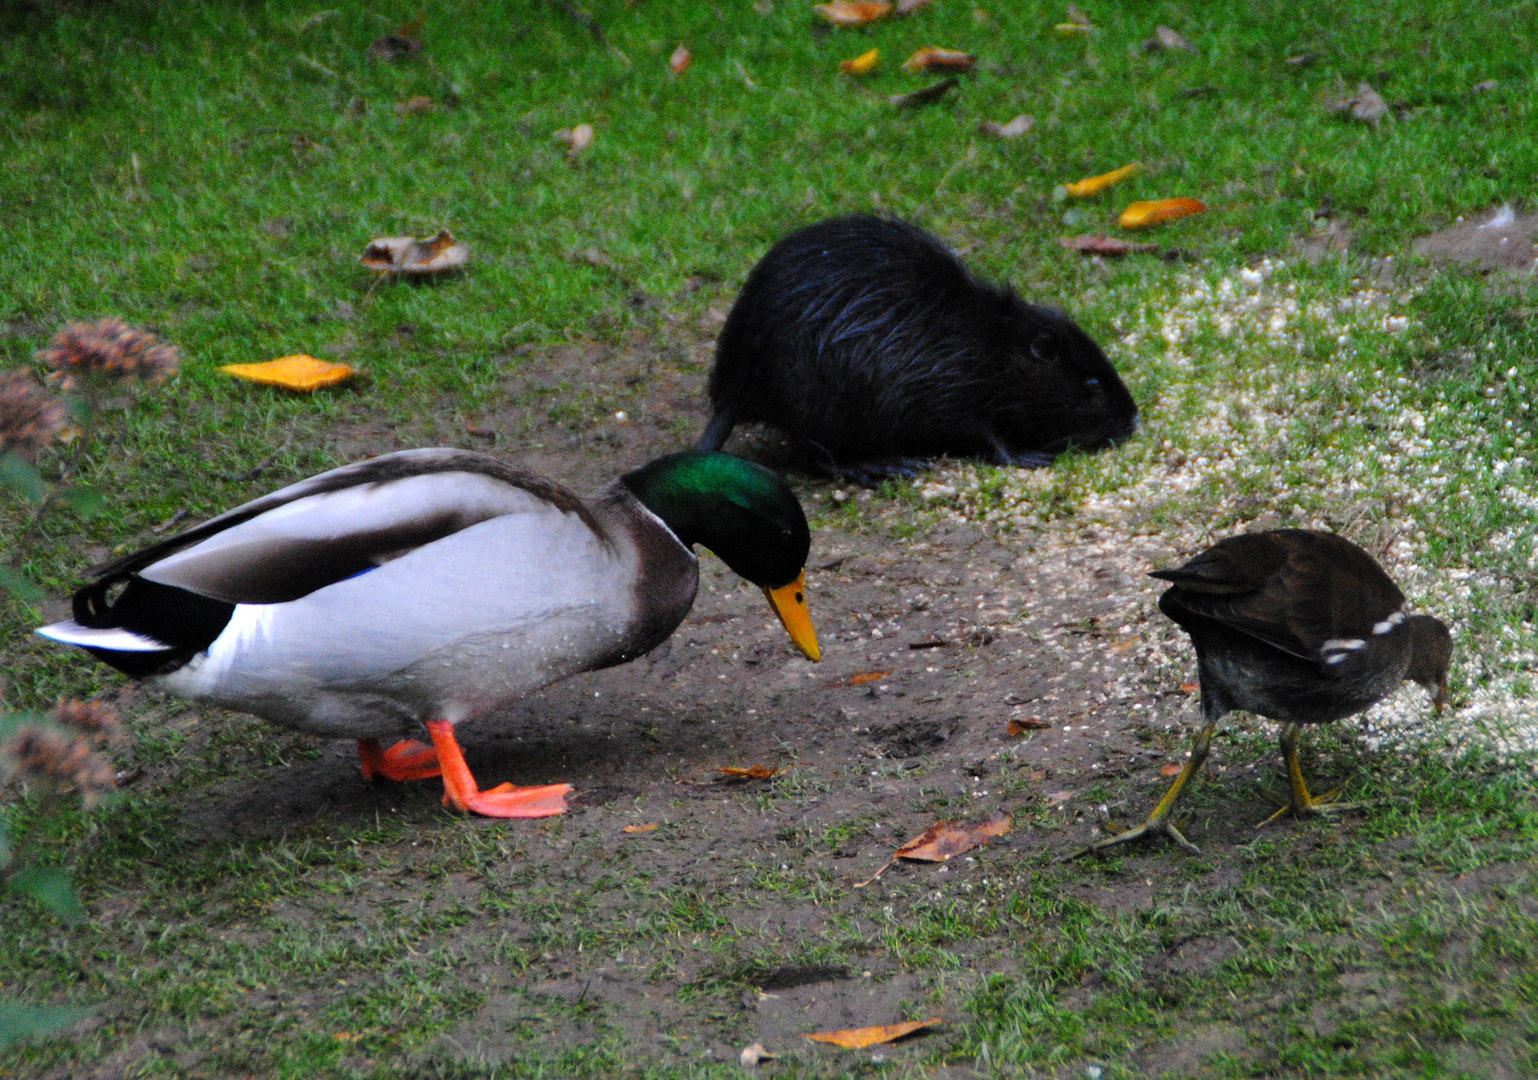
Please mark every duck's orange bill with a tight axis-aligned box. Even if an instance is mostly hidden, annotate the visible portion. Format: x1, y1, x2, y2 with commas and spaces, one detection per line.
764, 570, 820, 662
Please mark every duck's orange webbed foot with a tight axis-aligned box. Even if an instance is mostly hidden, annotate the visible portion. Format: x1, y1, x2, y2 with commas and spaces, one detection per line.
425, 720, 572, 819
357, 738, 442, 782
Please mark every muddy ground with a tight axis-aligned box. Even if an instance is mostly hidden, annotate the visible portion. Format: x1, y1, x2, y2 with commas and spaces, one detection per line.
70, 330, 1413, 1077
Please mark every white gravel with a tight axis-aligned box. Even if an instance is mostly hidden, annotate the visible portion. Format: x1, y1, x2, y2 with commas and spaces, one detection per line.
908, 259, 1538, 758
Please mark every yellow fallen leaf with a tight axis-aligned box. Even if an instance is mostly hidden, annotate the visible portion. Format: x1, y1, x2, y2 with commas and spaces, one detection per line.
815, 0, 892, 26
220, 355, 355, 392
901, 46, 975, 72
1061, 162, 1143, 198
840, 48, 880, 75
1054, 21, 1093, 34
622, 822, 661, 833
807, 1018, 944, 1048
1119, 197, 1206, 228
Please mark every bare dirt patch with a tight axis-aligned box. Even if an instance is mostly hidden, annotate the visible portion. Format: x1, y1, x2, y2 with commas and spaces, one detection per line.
80, 330, 1485, 1074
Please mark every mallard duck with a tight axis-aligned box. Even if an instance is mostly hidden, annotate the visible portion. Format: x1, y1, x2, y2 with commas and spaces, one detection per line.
37, 449, 821, 818
1077, 529, 1450, 857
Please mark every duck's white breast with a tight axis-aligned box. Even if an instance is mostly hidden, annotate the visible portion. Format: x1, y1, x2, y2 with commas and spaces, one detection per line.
158, 502, 648, 738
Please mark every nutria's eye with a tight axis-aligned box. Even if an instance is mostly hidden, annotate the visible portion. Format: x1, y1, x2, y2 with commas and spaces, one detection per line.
1085, 377, 1101, 390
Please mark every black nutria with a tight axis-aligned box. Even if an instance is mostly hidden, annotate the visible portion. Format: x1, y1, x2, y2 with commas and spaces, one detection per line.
697, 214, 1139, 485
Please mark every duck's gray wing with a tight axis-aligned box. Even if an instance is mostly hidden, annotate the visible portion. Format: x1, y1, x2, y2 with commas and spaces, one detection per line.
89, 448, 602, 605
1153, 530, 1406, 674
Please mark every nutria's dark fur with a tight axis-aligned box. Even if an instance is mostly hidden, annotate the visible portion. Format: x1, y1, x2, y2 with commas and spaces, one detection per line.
697, 215, 1139, 483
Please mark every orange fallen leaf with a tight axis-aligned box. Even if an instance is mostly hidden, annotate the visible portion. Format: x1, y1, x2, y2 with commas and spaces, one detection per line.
1160, 763, 1183, 776
360, 230, 469, 275
623, 822, 661, 833
220, 355, 355, 392
895, 813, 1010, 862
1179, 682, 1199, 693
1060, 162, 1143, 198
1119, 197, 1205, 229
1008, 717, 1051, 735
980, 113, 1033, 138
807, 1018, 943, 1049
815, 0, 891, 25
840, 48, 880, 75
717, 765, 781, 780
670, 44, 692, 74
901, 46, 975, 72
396, 94, 433, 115
554, 123, 595, 158
1057, 234, 1157, 256
844, 669, 892, 686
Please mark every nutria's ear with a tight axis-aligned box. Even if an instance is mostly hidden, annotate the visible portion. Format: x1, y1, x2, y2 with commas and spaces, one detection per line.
1030, 331, 1058, 361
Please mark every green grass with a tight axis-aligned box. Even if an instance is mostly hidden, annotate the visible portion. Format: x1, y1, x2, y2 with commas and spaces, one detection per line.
5, 0, 1538, 1076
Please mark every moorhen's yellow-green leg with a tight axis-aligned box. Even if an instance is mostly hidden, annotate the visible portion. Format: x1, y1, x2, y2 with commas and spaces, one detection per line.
1258, 723, 1365, 826
1065, 721, 1216, 859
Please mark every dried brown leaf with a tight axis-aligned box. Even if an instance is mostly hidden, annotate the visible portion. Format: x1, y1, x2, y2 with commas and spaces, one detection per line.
622, 822, 661, 833
554, 123, 596, 158
980, 114, 1033, 139
740, 1042, 777, 1066
669, 43, 692, 74
842, 669, 891, 686
1350, 82, 1388, 125
806, 1018, 944, 1048
1160, 762, 1183, 776
1057, 234, 1157, 256
888, 76, 959, 109
367, 35, 422, 61
396, 94, 434, 115
360, 230, 469, 275
717, 765, 781, 780
901, 46, 975, 73
1145, 25, 1195, 52
894, 813, 1010, 863
1008, 717, 1051, 735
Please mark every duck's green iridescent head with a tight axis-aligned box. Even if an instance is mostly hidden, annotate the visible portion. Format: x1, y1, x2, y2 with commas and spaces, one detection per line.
621, 451, 818, 661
